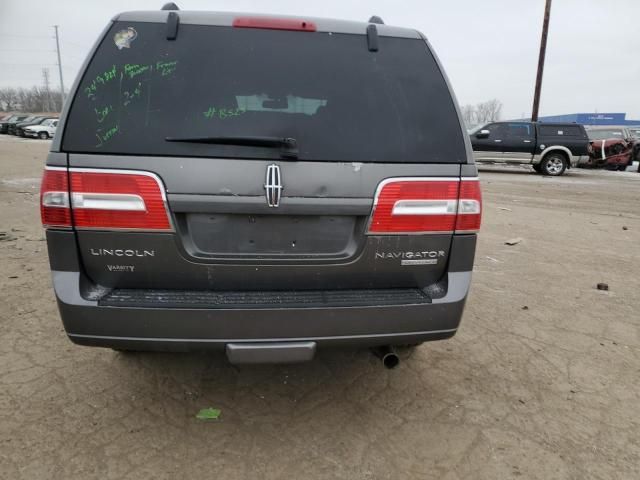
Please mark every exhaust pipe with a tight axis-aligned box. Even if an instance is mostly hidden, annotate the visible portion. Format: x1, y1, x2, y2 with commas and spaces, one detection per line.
372, 345, 400, 369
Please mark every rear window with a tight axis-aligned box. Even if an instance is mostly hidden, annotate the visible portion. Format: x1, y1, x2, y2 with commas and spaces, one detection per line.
539, 125, 583, 136
62, 21, 465, 163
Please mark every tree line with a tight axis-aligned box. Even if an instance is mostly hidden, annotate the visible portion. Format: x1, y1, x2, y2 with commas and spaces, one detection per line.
0, 87, 64, 113
460, 99, 503, 128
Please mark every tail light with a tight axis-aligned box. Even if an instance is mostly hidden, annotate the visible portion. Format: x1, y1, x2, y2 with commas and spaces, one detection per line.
454, 179, 482, 233
40, 167, 172, 231
40, 167, 71, 228
368, 177, 481, 234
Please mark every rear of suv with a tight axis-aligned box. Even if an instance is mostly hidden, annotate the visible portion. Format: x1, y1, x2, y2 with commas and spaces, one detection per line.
41, 8, 481, 364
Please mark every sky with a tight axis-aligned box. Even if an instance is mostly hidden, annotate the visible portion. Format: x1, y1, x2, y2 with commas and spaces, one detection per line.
0, 0, 638, 120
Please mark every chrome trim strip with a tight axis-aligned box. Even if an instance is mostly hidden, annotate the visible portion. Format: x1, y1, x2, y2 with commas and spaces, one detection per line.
71, 192, 146, 211
368, 230, 455, 236
371, 176, 461, 208
67, 328, 458, 343
392, 199, 457, 216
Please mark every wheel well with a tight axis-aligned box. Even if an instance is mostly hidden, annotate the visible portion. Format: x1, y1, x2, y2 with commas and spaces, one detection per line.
542, 149, 570, 168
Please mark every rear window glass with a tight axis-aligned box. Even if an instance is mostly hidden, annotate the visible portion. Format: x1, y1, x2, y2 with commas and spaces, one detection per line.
62, 21, 465, 163
539, 125, 583, 136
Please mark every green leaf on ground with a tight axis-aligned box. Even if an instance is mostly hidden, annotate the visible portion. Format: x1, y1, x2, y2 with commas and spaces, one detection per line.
196, 407, 221, 420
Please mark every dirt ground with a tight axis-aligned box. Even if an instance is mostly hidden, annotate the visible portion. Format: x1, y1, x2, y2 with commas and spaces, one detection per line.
1, 136, 639, 480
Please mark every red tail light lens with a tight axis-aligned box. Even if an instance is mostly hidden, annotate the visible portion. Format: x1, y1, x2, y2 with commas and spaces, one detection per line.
233, 17, 317, 32
455, 179, 482, 233
368, 178, 482, 234
40, 168, 172, 231
40, 168, 71, 228
69, 170, 172, 231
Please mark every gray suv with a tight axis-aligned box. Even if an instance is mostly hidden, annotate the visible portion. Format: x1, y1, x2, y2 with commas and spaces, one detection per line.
41, 7, 481, 366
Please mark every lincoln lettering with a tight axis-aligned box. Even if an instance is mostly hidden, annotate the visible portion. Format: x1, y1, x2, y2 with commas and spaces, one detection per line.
90, 248, 155, 257
375, 251, 445, 260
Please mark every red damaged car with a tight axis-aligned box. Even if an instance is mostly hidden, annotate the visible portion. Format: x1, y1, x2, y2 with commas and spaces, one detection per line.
585, 127, 638, 170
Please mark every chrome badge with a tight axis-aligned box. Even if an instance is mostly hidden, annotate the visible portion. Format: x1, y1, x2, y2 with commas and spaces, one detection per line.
264, 164, 283, 207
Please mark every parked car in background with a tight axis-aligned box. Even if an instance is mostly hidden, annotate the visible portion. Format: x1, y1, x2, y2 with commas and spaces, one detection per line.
0, 114, 29, 134
585, 127, 637, 170
15, 116, 57, 137
7, 115, 41, 135
24, 118, 58, 139
470, 121, 590, 175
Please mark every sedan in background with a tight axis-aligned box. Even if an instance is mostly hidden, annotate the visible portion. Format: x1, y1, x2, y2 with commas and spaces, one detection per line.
14, 116, 57, 137
7, 115, 41, 135
0, 114, 29, 134
23, 118, 58, 139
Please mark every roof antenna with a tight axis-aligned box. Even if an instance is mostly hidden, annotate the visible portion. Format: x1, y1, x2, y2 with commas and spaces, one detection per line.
368, 15, 384, 25
161, 2, 180, 10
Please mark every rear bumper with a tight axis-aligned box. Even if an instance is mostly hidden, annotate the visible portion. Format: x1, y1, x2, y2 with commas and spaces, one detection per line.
52, 270, 471, 352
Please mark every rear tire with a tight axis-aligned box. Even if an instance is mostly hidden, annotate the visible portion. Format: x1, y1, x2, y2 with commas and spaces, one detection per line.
38, 131, 49, 140
540, 153, 567, 176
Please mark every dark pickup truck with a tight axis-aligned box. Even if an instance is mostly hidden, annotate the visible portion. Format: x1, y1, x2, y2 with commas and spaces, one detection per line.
470, 121, 590, 176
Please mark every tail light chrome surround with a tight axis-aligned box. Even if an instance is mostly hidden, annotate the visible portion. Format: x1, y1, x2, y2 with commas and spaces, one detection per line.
367, 177, 482, 235
70, 192, 146, 211
40, 167, 173, 231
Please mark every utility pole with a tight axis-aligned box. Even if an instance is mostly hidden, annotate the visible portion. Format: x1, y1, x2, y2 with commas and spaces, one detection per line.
531, 0, 552, 122
53, 25, 66, 108
42, 68, 51, 112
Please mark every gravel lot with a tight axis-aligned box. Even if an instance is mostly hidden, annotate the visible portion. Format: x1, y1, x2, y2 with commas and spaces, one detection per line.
1, 136, 639, 479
